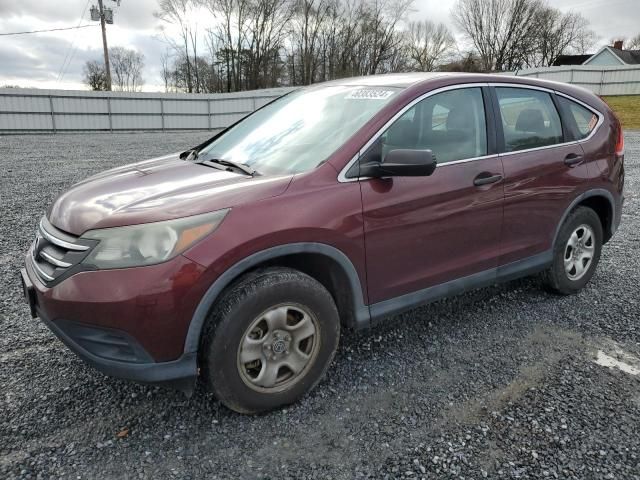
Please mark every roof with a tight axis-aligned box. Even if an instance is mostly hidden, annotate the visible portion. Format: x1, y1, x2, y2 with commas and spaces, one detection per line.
552, 54, 593, 66
609, 47, 640, 64
584, 46, 640, 65
313, 72, 603, 109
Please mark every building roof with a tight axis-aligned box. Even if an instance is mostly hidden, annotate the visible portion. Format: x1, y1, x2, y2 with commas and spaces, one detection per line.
553, 54, 593, 66
609, 47, 640, 64
584, 46, 640, 65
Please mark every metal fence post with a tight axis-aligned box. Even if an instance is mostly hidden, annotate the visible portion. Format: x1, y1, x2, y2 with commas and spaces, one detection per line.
107, 96, 113, 132
160, 98, 165, 131
49, 95, 56, 133
208, 99, 212, 130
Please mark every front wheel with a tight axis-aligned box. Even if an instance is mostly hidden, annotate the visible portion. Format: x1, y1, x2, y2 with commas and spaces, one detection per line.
200, 267, 340, 414
542, 206, 603, 295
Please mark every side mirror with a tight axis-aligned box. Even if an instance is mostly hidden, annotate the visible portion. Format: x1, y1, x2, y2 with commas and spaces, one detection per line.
359, 149, 437, 178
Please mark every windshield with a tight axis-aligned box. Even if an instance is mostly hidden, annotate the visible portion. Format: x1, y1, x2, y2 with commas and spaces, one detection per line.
198, 85, 401, 175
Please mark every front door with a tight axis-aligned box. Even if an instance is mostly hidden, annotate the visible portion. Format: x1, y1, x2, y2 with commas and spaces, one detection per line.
358, 86, 504, 305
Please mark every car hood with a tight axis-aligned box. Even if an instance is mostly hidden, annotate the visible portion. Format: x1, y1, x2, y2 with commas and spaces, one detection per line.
47, 153, 293, 235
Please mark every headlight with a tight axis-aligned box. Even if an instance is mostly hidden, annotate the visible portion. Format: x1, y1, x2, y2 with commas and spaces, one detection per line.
81, 209, 229, 269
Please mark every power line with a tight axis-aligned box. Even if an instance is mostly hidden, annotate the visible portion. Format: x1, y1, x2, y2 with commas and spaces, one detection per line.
57, 0, 93, 84
0, 24, 97, 37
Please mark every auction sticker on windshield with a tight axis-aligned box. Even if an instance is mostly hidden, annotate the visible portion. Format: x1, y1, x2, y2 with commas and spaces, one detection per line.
346, 88, 396, 100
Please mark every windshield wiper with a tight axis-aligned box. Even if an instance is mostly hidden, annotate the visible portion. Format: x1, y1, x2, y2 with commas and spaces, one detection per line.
199, 158, 257, 176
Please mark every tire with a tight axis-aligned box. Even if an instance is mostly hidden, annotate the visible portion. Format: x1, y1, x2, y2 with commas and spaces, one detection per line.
542, 206, 603, 295
200, 267, 340, 414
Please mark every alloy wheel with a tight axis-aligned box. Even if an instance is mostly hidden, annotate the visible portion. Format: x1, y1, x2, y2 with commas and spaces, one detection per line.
563, 224, 595, 281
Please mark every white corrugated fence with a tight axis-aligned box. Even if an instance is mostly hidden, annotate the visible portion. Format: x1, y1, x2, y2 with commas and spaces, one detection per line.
505, 65, 640, 95
0, 87, 294, 133
2, 67, 638, 133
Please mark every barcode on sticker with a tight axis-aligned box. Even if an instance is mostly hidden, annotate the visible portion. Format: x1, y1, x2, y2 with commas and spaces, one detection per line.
346, 89, 395, 100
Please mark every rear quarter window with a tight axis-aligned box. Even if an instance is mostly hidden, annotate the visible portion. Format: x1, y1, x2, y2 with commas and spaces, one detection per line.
557, 96, 599, 140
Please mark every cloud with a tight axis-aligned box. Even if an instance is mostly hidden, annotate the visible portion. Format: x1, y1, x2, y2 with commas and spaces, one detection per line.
0, 33, 102, 86
0, 0, 161, 29
1, 0, 639, 90
0, 1, 165, 89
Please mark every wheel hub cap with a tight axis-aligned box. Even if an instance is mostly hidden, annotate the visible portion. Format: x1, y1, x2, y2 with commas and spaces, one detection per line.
270, 331, 289, 354
237, 305, 319, 392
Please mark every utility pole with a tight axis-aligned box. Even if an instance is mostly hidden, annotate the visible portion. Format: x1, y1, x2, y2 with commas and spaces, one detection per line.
98, 0, 112, 91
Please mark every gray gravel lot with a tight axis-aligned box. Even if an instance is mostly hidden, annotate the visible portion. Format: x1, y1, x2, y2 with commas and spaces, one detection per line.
1, 131, 639, 479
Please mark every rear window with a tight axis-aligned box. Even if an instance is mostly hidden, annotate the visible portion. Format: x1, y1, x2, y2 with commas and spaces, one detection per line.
557, 96, 599, 140
496, 87, 563, 152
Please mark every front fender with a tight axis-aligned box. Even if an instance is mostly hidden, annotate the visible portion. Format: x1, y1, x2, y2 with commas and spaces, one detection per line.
182, 242, 371, 355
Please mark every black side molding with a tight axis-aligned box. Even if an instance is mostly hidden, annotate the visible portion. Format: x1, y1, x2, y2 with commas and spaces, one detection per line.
369, 250, 553, 323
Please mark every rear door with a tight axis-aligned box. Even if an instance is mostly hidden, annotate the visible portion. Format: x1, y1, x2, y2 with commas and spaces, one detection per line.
359, 86, 504, 304
492, 85, 589, 265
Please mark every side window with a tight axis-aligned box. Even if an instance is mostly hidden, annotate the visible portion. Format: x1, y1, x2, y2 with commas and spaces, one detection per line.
372, 87, 487, 165
557, 96, 599, 140
496, 87, 563, 152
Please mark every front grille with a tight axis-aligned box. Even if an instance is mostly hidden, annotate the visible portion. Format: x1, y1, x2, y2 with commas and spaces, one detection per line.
30, 217, 93, 284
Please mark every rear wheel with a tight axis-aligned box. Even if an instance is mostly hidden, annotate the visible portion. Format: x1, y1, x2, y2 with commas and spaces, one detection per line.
542, 206, 602, 295
200, 267, 340, 414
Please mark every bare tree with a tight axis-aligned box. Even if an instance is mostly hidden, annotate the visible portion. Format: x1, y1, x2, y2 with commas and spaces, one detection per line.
529, 7, 595, 66
290, 0, 332, 85
573, 28, 598, 55
246, 0, 292, 89
439, 52, 483, 72
320, 0, 355, 77
156, 0, 199, 92
110, 47, 145, 91
160, 50, 173, 91
452, 0, 543, 71
360, 0, 413, 74
627, 33, 640, 50
407, 20, 455, 71
202, 0, 252, 92
83, 60, 108, 91
156, 0, 604, 92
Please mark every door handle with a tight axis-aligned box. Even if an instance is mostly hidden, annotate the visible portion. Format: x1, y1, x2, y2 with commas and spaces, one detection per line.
473, 173, 503, 186
564, 153, 584, 166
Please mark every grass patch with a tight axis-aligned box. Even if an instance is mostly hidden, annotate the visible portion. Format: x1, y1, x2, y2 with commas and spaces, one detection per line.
602, 95, 640, 130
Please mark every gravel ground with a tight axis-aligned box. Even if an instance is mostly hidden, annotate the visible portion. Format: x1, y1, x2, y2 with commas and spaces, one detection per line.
1, 131, 639, 479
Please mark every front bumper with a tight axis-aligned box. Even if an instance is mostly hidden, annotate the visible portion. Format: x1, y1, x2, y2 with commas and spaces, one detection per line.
38, 306, 197, 394
20, 251, 208, 394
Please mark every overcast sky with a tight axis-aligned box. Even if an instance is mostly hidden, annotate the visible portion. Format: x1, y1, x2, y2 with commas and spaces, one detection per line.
0, 0, 638, 91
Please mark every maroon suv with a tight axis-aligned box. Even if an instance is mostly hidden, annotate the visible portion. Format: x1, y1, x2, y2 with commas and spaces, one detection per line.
21, 73, 625, 413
